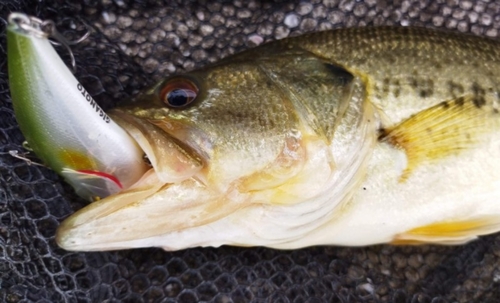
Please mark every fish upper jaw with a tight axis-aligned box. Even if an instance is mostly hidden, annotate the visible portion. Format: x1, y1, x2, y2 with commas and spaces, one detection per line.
109, 109, 207, 184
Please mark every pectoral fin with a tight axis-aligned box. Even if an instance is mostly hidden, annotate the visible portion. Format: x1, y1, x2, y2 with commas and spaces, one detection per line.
379, 95, 498, 180
391, 216, 500, 245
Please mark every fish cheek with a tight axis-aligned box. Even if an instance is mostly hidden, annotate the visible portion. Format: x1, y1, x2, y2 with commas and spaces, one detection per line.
256, 53, 356, 142
189, 64, 302, 189
237, 134, 306, 193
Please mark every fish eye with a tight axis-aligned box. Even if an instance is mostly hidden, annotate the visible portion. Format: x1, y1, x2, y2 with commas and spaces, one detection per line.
159, 78, 199, 108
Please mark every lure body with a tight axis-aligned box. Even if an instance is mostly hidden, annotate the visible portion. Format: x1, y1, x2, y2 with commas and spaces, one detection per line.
8, 14, 148, 199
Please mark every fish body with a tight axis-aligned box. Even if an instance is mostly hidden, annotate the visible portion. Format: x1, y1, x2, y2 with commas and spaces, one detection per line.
55, 27, 500, 251
7, 13, 148, 200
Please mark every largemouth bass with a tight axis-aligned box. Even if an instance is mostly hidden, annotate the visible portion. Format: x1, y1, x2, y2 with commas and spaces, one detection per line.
49, 26, 500, 251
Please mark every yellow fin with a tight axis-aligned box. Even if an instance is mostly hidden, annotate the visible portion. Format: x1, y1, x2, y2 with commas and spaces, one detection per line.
379, 95, 498, 180
391, 216, 500, 245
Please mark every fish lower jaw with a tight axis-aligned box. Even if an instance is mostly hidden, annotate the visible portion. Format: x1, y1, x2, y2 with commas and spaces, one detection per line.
56, 118, 376, 251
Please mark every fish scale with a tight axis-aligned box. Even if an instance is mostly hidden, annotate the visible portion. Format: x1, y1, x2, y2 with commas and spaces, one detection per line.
284, 27, 500, 125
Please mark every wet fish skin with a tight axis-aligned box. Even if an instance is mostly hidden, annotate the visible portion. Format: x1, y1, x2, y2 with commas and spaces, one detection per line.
57, 27, 500, 251
290, 27, 500, 125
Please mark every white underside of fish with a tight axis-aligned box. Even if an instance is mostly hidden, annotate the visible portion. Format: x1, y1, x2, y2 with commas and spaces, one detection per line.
139, 115, 500, 250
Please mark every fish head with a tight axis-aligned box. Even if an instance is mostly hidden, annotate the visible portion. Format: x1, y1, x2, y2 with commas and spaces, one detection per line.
113, 59, 305, 189
56, 48, 368, 251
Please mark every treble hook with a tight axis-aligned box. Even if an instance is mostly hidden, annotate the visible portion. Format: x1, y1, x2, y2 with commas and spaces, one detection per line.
8, 12, 91, 73
41, 19, 92, 72
8, 150, 46, 167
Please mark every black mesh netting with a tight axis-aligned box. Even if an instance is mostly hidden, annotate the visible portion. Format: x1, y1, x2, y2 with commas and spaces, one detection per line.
1, 0, 500, 302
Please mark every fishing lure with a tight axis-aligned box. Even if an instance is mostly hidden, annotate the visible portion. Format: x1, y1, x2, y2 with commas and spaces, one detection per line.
7, 13, 148, 200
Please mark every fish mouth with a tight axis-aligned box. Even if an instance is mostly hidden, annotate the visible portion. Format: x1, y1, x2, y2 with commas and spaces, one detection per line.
109, 108, 207, 184
55, 108, 223, 251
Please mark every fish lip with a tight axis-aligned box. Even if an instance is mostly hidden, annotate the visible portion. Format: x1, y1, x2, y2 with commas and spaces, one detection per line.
56, 106, 214, 251
55, 168, 168, 251
146, 117, 213, 163
113, 104, 212, 161
109, 108, 209, 184
55, 219, 143, 252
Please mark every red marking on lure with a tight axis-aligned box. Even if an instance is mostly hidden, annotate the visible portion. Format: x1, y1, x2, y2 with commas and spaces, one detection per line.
77, 170, 123, 189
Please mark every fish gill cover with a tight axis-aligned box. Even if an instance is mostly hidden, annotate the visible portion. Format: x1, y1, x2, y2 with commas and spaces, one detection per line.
1, 0, 500, 302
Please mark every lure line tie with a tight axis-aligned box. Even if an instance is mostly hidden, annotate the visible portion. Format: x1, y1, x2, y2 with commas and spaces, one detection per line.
7, 12, 90, 73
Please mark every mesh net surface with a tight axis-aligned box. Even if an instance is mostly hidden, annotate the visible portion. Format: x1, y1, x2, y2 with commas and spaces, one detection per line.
1, 0, 500, 302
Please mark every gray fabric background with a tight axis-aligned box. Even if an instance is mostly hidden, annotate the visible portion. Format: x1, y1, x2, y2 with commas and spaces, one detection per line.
1, 0, 500, 302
